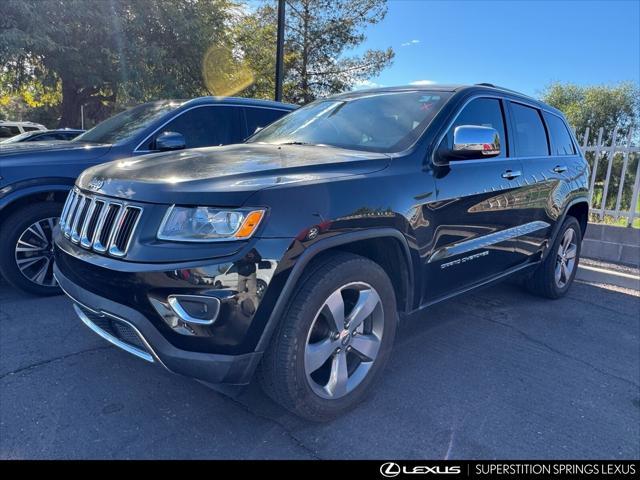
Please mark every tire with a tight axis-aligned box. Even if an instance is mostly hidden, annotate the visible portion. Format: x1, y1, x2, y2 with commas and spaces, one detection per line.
259, 252, 398, 421
525, 215, 582, 299
0, 202, 63, 296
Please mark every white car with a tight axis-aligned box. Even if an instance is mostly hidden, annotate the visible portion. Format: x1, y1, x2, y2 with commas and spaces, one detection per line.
0, 121, 47, 140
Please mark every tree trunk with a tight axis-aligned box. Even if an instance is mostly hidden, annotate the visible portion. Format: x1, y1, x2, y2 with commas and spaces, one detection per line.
58, 79, 81, 128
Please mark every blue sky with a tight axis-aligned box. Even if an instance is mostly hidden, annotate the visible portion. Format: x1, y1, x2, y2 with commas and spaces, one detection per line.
354, 0, 640, 96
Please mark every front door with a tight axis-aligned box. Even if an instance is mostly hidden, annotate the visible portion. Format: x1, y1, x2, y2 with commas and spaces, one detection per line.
425, 97, 527, 302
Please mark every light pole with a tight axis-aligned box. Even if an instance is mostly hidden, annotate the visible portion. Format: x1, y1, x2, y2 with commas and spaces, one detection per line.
275, 0, 285, 102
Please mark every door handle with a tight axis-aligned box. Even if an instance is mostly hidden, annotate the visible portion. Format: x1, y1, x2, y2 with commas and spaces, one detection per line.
501, 170, 522, 180
553, 165, 568, 173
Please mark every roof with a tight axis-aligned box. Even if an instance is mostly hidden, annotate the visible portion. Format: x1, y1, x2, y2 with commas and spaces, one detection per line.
329, 83, 564, 117
183, 96, 297, 110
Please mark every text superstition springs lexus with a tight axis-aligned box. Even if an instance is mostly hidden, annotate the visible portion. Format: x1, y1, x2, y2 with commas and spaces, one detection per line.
54, 84, 589, 421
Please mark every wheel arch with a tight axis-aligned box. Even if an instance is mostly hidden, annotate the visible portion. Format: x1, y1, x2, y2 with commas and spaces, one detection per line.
544, 197, 589, 260
255, 229, 414, 353
0, 182, 72, 226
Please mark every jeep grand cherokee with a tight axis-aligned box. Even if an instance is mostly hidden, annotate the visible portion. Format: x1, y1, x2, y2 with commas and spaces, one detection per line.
53, 84, 589, 421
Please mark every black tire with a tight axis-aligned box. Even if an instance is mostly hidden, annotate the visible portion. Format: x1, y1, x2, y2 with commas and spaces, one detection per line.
525, 215, 582, 299
0, 202, 63, 296
259, 252, 398, 421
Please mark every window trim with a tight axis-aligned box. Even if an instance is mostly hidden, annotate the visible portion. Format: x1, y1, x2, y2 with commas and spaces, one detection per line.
507, 100, 551, 158
134, 104, 291, 153
432, 94, 511, 166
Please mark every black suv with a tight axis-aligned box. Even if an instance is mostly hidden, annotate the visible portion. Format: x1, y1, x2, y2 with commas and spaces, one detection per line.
0, 97, 294, 295
54, 85, 589, 420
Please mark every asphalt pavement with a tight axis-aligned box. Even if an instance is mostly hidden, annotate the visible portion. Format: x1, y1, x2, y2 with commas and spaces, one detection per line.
1, 278, 638, 459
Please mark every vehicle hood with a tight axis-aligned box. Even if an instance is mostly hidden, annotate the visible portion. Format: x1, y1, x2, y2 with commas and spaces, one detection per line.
0, 141, 112, 167
77, 143, 391, 206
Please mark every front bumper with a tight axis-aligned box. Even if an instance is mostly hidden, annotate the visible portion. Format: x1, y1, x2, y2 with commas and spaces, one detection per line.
54, 265, 263, 385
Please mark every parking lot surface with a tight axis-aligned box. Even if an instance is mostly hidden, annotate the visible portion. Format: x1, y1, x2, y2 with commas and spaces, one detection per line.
1, 279, 638, 459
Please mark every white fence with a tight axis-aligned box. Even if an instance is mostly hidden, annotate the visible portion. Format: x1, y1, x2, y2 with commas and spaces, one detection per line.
578, 127, 640, 227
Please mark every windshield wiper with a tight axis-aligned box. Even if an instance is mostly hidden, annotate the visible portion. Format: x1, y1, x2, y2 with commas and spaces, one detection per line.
277, 141, 313, 146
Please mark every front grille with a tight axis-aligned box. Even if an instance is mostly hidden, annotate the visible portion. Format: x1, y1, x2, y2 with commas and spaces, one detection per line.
60, 188, 142, 257
74, 303, 154, 363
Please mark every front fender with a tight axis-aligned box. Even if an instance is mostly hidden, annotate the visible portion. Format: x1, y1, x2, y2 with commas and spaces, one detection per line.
253, 228, 414, 353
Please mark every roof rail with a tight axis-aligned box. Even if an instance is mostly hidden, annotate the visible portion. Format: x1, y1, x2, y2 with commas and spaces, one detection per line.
475, 82, 496, 87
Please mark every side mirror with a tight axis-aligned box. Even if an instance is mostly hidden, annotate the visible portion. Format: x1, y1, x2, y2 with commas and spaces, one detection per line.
447, 125, 501, 160
156, 131, 186, 151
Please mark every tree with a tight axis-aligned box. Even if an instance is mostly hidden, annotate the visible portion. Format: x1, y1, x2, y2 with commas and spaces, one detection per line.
0, 0, 235, 127
540, 82, 640, 143
235, 0, 394, 104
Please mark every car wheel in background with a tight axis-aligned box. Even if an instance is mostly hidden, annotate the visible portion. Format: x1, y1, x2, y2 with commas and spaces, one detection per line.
0, 202, 63, 296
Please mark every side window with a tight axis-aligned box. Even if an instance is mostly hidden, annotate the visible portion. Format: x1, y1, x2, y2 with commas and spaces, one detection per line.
543, 112, 575, 155
444, 98, 507, 158
245, 108, 289, 138
24, 126, 41, 132
0, 126, 20, 138
510, 103, 549, 157
152, 106, 243, 149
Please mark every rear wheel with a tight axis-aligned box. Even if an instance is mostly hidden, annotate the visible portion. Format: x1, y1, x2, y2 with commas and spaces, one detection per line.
259, 252, 398, 421
525, 216, 581, 299
0, 202, 63, 296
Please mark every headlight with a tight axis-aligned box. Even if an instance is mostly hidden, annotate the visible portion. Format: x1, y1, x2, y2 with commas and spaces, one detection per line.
158, 206, 265, 242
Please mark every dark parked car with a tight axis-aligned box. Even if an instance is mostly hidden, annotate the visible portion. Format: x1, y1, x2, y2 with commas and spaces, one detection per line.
53, 84, 589, 420
0, 97, 295, 295
0, 128, 85, 144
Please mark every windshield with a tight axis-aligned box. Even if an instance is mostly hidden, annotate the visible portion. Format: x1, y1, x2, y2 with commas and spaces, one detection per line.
248, 90, 451, 153
74, 101, 182, 144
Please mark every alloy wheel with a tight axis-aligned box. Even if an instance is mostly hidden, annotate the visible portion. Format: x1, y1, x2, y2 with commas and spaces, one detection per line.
14, 217, 59, 287
304, 282, 384, 399
555, 228, 577, 288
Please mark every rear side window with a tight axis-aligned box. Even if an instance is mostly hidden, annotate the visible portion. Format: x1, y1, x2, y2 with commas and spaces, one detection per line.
245, 108, 289, 138
510, 103, 549, 157
543, 112, 575, 155
444, 98, 507, 158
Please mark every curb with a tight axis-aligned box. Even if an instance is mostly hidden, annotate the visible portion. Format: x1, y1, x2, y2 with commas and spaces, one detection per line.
576, 263, 640, 291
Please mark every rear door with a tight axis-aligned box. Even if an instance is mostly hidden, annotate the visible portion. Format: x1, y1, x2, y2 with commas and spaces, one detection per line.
426, 96, 526, 301
506, 102, 575, 259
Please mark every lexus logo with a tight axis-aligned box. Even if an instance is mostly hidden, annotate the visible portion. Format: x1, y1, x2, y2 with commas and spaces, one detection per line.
380, 462, 462, 477
87, 177, 104, 191
380, 462, 402, 477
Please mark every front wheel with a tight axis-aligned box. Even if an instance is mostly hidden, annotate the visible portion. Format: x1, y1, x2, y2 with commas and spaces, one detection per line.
525, 215, 582, 299
0, 202, 63, 296
259, 252, 398, 421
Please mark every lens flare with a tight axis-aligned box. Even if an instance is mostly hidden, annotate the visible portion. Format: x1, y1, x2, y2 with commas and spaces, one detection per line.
202, 45, 255, 97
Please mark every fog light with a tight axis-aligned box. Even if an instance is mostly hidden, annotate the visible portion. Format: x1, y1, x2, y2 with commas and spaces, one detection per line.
167, 295, 221, 325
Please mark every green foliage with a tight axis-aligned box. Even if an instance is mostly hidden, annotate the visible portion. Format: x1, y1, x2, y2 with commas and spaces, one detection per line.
0, 0, 236, 127
540, 82, 640, 143
235, 0, 394, 104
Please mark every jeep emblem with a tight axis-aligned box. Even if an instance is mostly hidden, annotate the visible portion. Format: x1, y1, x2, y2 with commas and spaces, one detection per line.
87, 177, 104, 191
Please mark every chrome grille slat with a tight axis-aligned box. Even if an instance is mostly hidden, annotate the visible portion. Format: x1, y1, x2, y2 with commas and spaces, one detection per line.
60, 190, 142, 257
59, 189, 76, 229
63, 192, 81, 237
71, 196, 92, 243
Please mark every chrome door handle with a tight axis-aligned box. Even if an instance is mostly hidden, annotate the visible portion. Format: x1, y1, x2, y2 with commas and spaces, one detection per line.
553, 165, 568, 173
501, 170, 522, 180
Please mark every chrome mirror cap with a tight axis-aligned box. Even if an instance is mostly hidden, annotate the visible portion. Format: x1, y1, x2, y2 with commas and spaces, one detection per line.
451, 125, 501, 159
